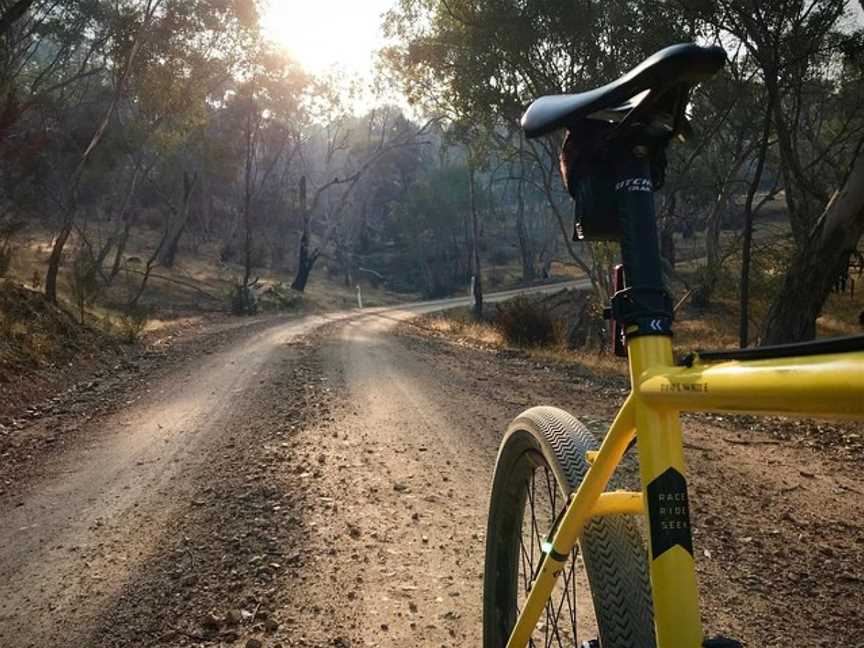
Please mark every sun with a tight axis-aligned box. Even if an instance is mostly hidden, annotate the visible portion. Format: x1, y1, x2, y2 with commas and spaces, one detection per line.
262, 0, 394, 75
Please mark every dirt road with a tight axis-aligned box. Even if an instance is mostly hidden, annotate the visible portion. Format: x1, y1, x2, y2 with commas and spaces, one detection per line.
1, 281, 862, 648
0, 283, 576, 647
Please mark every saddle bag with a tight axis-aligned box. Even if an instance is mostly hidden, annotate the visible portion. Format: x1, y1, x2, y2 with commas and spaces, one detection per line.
568, 157, 620, 241
559, 124, 667, 242
559, 124, 621, 241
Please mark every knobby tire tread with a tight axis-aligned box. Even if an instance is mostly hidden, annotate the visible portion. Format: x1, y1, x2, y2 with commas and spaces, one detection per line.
483, 406, 655, 648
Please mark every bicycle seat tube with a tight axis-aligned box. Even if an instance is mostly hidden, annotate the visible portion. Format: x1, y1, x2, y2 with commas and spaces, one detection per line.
613, 143, 705, 648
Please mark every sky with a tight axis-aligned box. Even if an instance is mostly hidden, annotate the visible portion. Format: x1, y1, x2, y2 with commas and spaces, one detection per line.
262, 0, 396, 77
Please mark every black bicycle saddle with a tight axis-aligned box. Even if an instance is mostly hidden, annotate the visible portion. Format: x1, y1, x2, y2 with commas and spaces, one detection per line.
521, 43, 727, 139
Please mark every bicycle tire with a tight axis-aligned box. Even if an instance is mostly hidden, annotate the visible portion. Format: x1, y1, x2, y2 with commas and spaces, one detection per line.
483, 406, 655, 648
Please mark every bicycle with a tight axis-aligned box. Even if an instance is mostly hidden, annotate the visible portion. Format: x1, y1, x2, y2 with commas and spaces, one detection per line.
482, 43, 864, 648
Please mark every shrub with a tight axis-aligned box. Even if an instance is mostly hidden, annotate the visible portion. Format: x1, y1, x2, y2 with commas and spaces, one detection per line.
117, 305, 151, 343
495, 296, 559, 347
229, 284, 258, 315
259, 282, 303, 311
749, 241, 791, 301
691, 263, 733, 308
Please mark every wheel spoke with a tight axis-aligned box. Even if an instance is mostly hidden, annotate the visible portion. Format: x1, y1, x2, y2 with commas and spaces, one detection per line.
517, 460, 587, 647
527, 474, 537, 574
519, 532, 533, 593
552, 555, 577, 642
528, 472, 545, 560
543, 466, 558, 523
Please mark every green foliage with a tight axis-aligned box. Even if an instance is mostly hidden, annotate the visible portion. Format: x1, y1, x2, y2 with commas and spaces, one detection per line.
691, 264, 723, 308
97, 310, 146, 344
0, 279, 83, 368
495, 296, 559, 347
749, 240, 795, 301
392, 163, 477, 297
382, 0, 691, 127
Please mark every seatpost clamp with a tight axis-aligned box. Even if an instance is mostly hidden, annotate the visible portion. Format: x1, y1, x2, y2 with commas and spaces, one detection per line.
611, 286, 674, 338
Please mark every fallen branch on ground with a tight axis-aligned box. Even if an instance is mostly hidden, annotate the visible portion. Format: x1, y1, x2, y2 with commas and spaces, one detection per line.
121, 268, 223, 302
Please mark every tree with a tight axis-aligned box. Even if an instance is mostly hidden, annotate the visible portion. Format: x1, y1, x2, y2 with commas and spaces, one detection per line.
681, 0, 864, 341
290, 106, 433, 292
382, 0, 693, 296
0, 0, 36, 38
763, 142, 864, 343
44, 0, 164, 304
291, 175, 317, 291
468, 161, 483, 318
738, 95, 774, 347
739, 0, 853, 246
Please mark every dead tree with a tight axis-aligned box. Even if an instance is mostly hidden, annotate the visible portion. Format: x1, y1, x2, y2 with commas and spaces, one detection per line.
291, 176, 318, 292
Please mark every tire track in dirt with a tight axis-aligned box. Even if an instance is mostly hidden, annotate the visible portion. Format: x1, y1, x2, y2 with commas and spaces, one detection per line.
0, 313, 347, 647
5, 292, 860, 648
0, 285, 582, 648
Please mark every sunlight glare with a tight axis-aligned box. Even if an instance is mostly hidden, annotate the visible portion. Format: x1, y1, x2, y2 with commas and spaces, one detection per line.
263, 0, 394, 75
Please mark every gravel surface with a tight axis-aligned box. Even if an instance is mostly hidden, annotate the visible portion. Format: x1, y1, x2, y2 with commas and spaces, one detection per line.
0, 285, 861, 648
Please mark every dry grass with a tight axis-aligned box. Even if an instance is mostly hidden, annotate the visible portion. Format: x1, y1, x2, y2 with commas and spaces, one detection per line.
414, 305, 628, 379
422, 311, 505, 347
0, 280, 111, 370
415, 270, 864, 382
6, 227, 411, 328
818, 291, 864, 336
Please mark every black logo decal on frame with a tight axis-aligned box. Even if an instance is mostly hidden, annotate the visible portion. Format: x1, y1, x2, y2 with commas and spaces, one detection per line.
646, 468, 694, 559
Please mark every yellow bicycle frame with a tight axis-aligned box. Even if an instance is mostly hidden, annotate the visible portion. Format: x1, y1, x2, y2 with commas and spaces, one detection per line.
506, 334, 864, 648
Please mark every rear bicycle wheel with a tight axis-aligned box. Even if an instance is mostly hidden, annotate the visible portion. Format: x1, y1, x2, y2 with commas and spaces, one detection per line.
483, 406, 655, 648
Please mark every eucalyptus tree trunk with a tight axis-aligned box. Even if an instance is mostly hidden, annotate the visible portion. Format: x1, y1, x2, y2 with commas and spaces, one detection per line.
241, 109, 256, 289
739, 100, 773, 348
291, 176, 319, 292
469, 165, 483, 320
158, 171, 195, 268
695, 138, 756, 307
515, 137, 535, 282
762, 144, 864, 344
130, 172, 197, 308
44, 0, 161, 303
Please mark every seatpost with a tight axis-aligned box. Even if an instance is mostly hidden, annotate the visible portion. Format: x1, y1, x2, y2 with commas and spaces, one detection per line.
611, 145, 674, 340
614, 146, 705, 648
